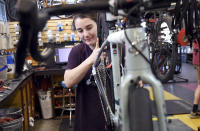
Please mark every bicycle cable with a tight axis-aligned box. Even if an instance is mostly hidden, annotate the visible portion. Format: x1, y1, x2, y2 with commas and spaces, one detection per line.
124, 3, 159, 79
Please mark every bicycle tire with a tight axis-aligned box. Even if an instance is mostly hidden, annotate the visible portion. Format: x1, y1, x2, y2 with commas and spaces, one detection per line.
128, 87, 153, 131
152, 16, 177, 83
94, 63, 115, 130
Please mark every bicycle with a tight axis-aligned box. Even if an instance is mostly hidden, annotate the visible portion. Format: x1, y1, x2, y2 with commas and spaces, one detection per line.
15, 0, 195, 131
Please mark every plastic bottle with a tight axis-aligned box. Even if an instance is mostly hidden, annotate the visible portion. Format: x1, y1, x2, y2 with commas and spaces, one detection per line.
7, 52, 15, 79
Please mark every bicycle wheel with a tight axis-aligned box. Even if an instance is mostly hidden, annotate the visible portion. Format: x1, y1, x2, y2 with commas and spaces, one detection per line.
152, 16, 177, 83
128, 87, 153, 131
94, 58, 115, 130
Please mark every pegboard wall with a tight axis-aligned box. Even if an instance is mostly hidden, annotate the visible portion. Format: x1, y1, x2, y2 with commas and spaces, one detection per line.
8, 18, 80, 46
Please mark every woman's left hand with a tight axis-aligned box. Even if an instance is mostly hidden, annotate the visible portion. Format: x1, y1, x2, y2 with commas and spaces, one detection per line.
88, 38, 100, 64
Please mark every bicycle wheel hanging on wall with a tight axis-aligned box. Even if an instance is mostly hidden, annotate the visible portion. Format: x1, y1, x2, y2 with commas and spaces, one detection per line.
151, 16, 177, 83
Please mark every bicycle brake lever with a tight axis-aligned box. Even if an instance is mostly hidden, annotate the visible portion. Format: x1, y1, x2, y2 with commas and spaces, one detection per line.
15, 0, 52, 78
29, 9, 53, 62
15, 0, 33, 78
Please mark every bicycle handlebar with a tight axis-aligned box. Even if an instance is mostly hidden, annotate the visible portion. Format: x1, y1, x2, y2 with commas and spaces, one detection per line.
14, 0, 173, 77
46, 1, 110, 16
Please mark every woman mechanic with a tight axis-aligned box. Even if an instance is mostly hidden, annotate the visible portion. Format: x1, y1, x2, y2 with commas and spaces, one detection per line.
64, 13, 107, 131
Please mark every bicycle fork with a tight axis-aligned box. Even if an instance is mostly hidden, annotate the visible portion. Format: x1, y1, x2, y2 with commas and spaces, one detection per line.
118, 28, 168, 131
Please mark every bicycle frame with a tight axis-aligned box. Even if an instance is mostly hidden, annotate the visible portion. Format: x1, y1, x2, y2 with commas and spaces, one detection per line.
94, 1, 200, 129
93, 27, 168, 131
120, 28, 167, 131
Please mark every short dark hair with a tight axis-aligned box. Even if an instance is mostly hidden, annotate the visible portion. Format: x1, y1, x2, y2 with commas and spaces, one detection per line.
72, 13, 97, 30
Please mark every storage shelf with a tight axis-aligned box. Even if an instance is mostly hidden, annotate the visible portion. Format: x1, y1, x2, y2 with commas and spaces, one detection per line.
54, 104, 75, 109
52, 78, 76, 119
54, 94, 75, 98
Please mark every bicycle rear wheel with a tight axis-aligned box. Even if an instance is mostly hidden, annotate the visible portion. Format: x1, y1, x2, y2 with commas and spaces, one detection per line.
128, 87, 153, 131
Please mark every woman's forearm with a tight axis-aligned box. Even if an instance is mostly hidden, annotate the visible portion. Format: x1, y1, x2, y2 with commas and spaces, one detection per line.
64, 57, 93, 87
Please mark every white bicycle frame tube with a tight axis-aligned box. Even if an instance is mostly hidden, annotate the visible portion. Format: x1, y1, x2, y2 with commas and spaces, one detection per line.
108, 28, 168, 131
110, 42, 121, 125
93, 27, 168, 131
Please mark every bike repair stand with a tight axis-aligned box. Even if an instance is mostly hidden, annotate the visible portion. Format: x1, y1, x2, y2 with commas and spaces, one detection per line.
168, 46, 188, 83
167, 75, 188, 83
